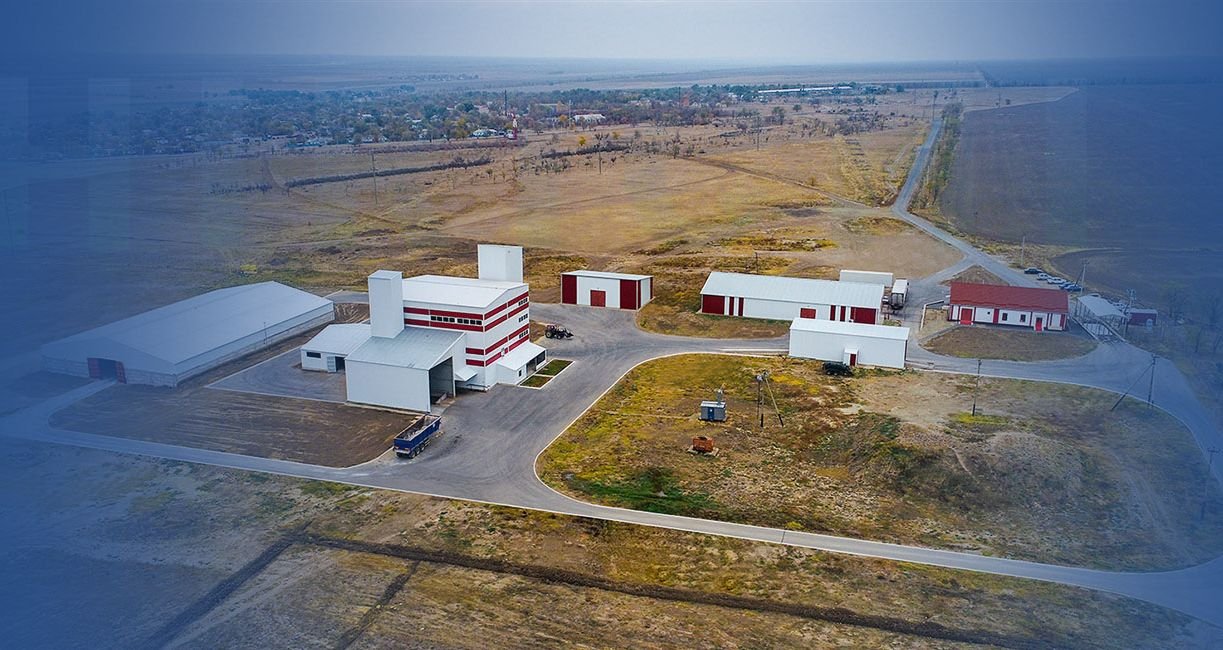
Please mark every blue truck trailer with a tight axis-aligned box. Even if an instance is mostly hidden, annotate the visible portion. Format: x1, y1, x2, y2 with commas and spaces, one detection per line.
394, 414, 441, 459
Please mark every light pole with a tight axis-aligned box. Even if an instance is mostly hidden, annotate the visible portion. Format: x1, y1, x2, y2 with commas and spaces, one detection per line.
972, 359, 983, 417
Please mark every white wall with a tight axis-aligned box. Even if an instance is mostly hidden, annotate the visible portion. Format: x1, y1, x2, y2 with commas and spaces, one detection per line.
789, 329, 907, 369
369, 270, 405, 339
346, 361, 431, 412
575, 275, 622, 307
641, 278, 653, 306
478, 244, 524, 282
301, 350, 330, 371
740, 298, 832, 321
839, 270, 893, 286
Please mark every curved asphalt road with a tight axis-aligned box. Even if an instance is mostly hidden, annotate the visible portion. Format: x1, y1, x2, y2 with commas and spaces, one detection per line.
3, 114, 1222, 626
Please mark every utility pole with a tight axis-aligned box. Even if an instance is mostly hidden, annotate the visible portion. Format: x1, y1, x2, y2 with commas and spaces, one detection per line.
1019, 234, 1027, 267
369, 152, 379, 207
1078, 260, 1089, 287
972, 359, 983, 416
755, 373, 764, 429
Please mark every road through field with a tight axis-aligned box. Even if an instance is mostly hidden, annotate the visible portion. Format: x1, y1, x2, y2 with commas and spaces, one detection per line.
4, 113, 1223, 628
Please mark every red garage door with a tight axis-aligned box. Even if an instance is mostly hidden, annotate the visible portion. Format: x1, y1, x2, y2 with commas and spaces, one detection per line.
590, 289, 606, 307
701, 294, 725, 314
561, 274, 577, 304
619, 279, 638, 309
850, 307, 876, 324
799, 307, 816, 319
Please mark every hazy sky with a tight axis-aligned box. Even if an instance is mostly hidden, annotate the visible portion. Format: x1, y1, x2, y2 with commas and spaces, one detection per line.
6, 0, 1223, 63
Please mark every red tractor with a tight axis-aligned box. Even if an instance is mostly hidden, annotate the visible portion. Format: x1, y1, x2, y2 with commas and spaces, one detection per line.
544, 324, 574, 339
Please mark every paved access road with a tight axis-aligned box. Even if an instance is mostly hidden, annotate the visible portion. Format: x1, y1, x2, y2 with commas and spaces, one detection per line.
4, 301, 1223, 626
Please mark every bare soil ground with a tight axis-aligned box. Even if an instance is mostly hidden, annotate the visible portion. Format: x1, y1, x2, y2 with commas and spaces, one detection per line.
48, 323, 411, 467
537, 354, 1223, 570
3, 438, 1210, 649
924, 326, 1097, 361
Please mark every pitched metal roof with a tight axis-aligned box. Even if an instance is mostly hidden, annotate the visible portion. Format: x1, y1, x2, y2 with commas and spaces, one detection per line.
302, 323, 371, 356
700, 272, 883, 309
562, 270, 652, 281
949, 282, 1068, 313
790, 317, 911, 341
402, 275, 526, 310
42, 282, 333, 368
346, 326, 464, 369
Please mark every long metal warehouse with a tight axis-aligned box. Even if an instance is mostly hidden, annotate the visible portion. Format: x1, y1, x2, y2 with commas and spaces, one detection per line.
41, 282, 335, 386
700, 271, 883, 324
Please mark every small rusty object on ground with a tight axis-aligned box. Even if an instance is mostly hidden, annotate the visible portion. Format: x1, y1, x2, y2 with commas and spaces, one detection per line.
691, 436, 715, 453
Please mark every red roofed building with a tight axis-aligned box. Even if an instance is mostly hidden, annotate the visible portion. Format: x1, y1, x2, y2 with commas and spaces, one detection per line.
948, 282, 1069, 332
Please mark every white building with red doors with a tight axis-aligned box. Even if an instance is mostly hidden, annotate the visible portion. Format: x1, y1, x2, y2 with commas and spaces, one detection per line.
560, 270, 653, 309
699, 271, 883, 324
948, 282, 1069, 331
302, 245, 546, 412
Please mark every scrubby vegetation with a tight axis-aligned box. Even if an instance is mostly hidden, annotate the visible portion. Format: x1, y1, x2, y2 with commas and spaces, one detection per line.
538, 354, 1223, 569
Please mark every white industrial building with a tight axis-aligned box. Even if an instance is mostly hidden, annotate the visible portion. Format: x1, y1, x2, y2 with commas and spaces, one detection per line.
789, 318, 910, 369
839, 269, 894, 287
700, 271, 883, 324
41, 282, 334, 386
301, 323, 370, 372
302, 245, 546, 412
560, 270, 653, 309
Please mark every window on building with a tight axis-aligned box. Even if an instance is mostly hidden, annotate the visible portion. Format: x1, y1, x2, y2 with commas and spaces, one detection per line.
1020, 314, 1027, 322
305, 351, 322, 358
518, 297, 528, 306
1001, 313, 1009, 322
518, 314, 528, 323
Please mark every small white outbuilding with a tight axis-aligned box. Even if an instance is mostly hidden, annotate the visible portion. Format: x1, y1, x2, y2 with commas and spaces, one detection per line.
301, 323, 371, 372
788, 318, 910, 369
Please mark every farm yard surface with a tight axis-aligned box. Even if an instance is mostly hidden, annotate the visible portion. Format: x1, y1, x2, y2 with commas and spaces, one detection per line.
537, 354, 1223, 571
924, 327, 1098, 362
1, 438, 1210, 649
47, 311, 412, 468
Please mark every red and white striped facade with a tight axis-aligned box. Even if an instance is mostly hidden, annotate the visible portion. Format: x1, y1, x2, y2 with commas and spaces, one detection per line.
401, 275, 538, 388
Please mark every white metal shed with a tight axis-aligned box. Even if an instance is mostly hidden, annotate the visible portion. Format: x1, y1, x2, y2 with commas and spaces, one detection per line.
789, 318, 910, 369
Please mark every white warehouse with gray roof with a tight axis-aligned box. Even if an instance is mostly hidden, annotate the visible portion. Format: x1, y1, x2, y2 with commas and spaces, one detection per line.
41, 282, 335, 387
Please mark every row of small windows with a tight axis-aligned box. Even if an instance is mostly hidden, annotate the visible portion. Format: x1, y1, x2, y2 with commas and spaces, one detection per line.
518, 313, 529, 323
432, 314, 482, 326
998, 313, 1028, 323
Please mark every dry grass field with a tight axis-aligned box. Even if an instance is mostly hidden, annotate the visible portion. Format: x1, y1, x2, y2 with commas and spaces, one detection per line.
924, 326, 1098, 361
3, 438, 1211, 649
7, 104, 965, 359
537, 354, 1223, 570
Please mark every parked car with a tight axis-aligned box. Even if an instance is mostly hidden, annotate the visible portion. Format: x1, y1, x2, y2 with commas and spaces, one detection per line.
1062, 283, 1083, 292
823, 361, 853, 377
1036, 273, 1052, 280
1047, 277, 1067, 285
1024, 267, 1042, 274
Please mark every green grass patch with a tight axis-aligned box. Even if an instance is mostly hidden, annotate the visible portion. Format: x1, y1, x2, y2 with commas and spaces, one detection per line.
521, 374, 553, 388
299, 480, 357, 497
536, 359, 572, 376
568, 467, 721, 517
